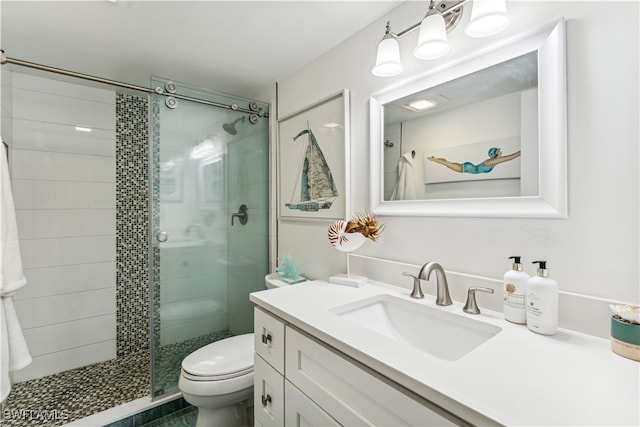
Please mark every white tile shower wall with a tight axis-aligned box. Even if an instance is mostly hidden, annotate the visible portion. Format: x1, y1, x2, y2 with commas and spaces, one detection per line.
1, 68, 12, 148
9, 73, 116, 381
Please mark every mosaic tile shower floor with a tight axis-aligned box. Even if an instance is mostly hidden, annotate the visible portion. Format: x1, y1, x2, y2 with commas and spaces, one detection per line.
1, 330, 233, 426
1, 350, 149, 426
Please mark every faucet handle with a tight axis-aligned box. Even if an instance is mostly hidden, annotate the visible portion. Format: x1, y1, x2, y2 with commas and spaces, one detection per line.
402, 272, 424, 299
463, 286, 495, 314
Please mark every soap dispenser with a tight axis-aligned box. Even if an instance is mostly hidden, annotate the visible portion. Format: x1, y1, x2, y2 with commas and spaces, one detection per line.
526, 261, 558, 335
503, 256, 529, 324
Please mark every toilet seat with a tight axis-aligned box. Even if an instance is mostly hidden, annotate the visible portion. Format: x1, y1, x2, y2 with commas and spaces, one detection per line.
181, 334, 254, 382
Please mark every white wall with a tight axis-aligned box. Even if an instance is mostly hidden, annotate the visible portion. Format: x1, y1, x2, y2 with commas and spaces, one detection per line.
273, 1, 639, 307
8, 73, 116, 381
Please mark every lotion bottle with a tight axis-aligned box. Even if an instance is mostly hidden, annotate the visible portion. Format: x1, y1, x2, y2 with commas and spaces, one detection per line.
503, 256, 529, 324
526, 261, 558, 335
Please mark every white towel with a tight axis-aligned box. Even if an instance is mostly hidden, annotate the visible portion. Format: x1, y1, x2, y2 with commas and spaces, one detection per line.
390, 152, 416, 200
0, 142, 32, 403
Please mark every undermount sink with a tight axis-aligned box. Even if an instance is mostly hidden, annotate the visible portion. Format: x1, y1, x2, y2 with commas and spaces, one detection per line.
331, 294, 502, 361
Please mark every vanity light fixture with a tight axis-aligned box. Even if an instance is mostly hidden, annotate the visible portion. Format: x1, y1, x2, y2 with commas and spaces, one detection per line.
371, 21, 403, 77
371, 0, 511, 77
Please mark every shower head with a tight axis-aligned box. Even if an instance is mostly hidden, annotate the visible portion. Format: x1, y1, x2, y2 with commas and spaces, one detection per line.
222, 116, 246, 135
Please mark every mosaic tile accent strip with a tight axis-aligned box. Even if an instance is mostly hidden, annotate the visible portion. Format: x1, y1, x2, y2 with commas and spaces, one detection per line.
116, 93, 150, 358
150, 95, 161, 384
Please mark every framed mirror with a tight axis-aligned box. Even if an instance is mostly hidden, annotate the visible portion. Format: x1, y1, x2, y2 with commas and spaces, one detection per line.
370, 19, 566, 218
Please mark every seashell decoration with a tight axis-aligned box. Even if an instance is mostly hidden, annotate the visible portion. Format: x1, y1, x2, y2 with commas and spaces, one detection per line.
328, 220, 347, 246
610, 304, 640, 324
328, 220, 367, 253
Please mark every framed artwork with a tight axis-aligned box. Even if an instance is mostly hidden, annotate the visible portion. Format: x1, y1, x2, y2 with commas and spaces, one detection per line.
423, 137, 521, 184
278, 90, 350, 220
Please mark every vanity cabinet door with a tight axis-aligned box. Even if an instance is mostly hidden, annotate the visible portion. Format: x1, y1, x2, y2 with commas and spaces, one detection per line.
284, 380, 340, 427
285, 327, 461, 427
254, 307, 285, 374
254, 354, 285, 427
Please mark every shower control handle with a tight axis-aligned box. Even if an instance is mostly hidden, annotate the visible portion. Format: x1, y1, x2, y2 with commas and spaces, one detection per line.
231, 204, 248, 226
156, 231, 168, 242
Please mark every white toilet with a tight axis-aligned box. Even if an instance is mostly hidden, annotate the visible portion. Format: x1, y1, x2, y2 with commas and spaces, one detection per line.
179, 333, 254, 427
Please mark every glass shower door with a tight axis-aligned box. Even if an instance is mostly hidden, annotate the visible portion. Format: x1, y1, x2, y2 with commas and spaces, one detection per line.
149, 78, 269, 397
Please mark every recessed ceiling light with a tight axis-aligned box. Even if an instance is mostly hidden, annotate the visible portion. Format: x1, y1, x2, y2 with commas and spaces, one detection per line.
324, 122, 341, 129
75, 126, 92, 133
404, 99, 438, 111
400, 94, 449, 112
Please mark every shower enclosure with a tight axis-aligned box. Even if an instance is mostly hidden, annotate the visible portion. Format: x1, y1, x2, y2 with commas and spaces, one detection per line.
1, 64, 269, 425
149, 77, 269, 396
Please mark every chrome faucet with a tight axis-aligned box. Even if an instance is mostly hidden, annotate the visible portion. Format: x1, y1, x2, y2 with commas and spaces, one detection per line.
403, 262, 453, 306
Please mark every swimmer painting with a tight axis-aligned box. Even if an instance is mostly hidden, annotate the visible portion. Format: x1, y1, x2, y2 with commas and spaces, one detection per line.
428, 147, 521, 175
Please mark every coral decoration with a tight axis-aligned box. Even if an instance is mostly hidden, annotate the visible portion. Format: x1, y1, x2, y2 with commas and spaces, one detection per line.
343, 211, 384, 241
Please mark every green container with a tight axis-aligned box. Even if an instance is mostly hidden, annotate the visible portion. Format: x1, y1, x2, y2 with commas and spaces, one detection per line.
611, 315, 640, 361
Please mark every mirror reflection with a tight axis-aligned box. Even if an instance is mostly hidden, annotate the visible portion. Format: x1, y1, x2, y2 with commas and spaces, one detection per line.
383, 51, 539, 201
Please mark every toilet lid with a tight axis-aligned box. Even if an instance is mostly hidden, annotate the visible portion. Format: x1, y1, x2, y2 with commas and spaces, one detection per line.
182, 333, 254, 379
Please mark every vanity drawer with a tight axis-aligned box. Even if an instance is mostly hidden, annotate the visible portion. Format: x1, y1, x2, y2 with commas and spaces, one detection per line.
254, 307, 285, 374
285, 326, 461, 427
284, 380, 340, 427
254, 354, 285, 427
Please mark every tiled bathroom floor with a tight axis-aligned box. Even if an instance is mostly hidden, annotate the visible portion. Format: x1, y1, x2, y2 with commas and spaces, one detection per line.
1, 350, 150, 427
139, 406, 197, 427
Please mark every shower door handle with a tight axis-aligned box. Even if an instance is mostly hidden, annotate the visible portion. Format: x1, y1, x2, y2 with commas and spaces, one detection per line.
156, 231, 169, 242
231, 204, 248, 226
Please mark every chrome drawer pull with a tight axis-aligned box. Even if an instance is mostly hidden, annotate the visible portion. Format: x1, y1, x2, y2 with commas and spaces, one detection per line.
261, 394, 272, 406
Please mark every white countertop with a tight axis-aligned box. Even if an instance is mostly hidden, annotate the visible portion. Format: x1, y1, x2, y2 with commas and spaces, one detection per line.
250, 280, 640, 426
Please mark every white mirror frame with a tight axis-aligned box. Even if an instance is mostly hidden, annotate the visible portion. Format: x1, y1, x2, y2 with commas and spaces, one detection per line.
370, 19, 567, 218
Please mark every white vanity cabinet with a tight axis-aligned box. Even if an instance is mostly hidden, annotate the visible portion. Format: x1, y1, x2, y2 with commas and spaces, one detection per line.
254, 308, 286, 427
253, 307, 465, 427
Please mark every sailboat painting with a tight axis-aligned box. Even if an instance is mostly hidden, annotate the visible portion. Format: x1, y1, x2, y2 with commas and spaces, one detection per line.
278, 90, 348, 219
286, 127, 338, 212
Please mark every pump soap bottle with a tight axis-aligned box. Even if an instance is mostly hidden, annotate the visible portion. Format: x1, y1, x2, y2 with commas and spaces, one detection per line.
503, 256, 529, 324
526, 261, 558, 335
